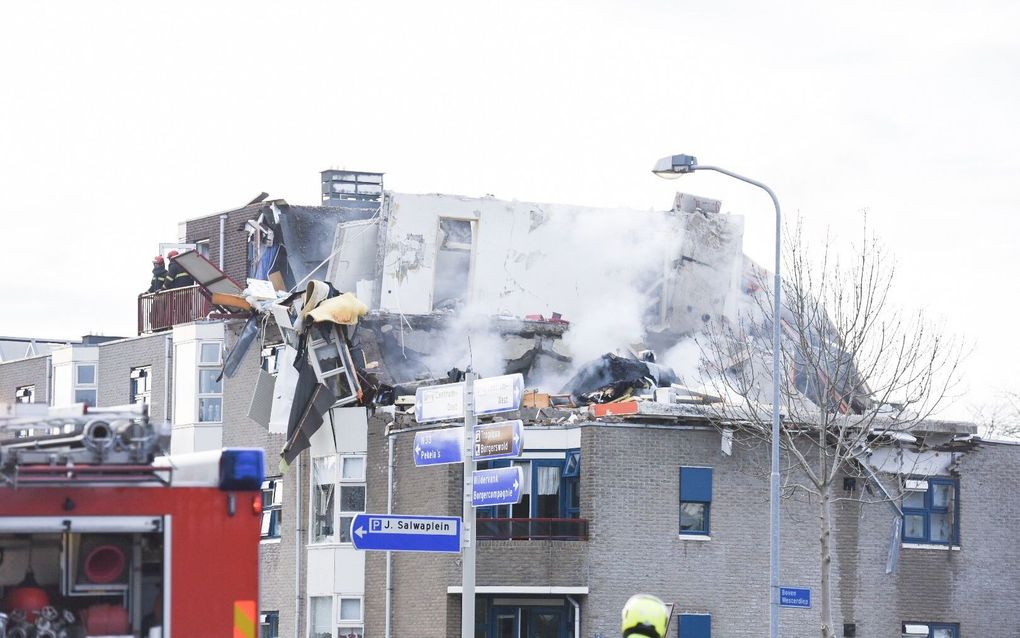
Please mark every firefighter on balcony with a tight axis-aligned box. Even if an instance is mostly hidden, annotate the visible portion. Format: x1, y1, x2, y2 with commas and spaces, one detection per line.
147, 255, 167, 293
162, 250, 195, 290
621, 594, 669, 638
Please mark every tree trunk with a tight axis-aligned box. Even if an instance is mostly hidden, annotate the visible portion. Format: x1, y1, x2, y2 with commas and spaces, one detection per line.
819, 481, 835, 638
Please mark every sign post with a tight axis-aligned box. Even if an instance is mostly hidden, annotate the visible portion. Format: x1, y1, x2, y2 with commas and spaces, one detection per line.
413, 426, 464, 467
471, 466, 524, 507
461, 372, 477, 638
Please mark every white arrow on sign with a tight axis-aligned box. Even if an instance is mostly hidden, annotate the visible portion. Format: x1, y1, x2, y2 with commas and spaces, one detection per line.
355, 526, 366, 539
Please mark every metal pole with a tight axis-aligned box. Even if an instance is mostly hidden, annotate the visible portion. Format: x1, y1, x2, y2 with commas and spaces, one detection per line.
461, 372, 477, 638
385, 429, 395, 638
695, 165, 782, 638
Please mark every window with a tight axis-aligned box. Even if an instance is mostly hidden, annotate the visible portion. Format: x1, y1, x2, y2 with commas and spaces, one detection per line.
562, 449, 580, 519
198, 342, 223, 422
130, 366, 152, 404
477, 451, 581, 520
76, 363, 96, 385
338, 456, 366, 543
259, 611, 279, 638
338, 596, 363, 632
679, 613, 711, 638
432, 218, 475, 311
261, 344, 284, 375
15, 385, 35, 404
311, 457, 336, 543
902, 622, 959, 637
680, 467, 712, 535
261, 478, 283, 539
310, 597, 331, 638
74, 363, 98, 407
902, 478, 959, 545
311, 455, 366, 544
195, 239, 211, 258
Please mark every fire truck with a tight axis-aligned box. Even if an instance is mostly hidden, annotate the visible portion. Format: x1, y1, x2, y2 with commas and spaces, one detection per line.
0, 402, 264, 638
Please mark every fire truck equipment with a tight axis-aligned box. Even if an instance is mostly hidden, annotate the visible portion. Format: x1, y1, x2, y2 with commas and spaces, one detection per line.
1, 401, 264, 637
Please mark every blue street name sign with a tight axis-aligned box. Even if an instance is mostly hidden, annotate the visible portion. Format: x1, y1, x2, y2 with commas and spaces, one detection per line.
472, 466, 524, 507
473, 420, 524, 461
413, 426, 464, 467
350, 513, 462, 553
414, 373, 525, 423
779, 587, 811, 609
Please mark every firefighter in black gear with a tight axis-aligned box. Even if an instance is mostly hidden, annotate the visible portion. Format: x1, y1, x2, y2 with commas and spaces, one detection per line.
163, 251, 195, 290
147, 255, 168, 293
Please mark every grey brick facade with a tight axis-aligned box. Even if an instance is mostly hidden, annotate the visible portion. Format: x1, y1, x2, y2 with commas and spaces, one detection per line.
96, 333, 170, 422
0, 355, 50, 405
364, 420, 1020, 637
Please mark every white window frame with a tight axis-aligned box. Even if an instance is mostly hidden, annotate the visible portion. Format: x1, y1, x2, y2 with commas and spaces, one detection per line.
74, 363, 98, 406
197, 341, 223, 423
337, 595, 364, 637
261, 477, 283, 541
130, 366, 152, 405
310, 456, 338, 545
337, 455, 366, 545
308, 596, 333, 638
15, 385, 35, 404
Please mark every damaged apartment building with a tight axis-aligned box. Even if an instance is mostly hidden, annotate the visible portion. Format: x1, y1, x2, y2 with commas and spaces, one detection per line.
1, 168, 1017, 638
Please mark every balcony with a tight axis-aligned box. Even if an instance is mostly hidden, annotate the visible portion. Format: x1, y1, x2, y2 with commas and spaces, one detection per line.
477, 518, 588, 541
137, 286, 212, 334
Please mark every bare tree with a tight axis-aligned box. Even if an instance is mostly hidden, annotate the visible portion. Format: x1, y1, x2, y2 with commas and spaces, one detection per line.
971, 390, 1020, 439
700, 218, 964, 638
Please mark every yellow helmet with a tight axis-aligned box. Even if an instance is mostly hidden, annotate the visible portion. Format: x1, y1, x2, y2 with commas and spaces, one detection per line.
621, 593, 668, 638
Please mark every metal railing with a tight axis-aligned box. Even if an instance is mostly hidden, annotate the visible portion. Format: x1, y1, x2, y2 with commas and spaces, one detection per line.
137, 285, 211, 334
476, 517, 588, 541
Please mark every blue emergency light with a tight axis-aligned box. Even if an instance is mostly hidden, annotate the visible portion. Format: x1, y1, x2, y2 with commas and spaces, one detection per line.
218, 448, 266, 491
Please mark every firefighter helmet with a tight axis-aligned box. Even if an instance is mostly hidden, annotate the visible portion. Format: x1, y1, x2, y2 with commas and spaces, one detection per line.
621, 594, 668, 638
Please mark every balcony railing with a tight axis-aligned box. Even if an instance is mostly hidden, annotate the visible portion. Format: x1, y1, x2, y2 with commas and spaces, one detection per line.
477, 517, 588, 541
137, 285, 212, 334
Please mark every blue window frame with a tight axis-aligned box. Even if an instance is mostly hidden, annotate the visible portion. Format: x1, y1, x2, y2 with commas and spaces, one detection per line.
902, 622, 959, 637
679, 613, 711, 638
679, 467, 712, 535
902, 478, 959, 545
476, 451, 581, 519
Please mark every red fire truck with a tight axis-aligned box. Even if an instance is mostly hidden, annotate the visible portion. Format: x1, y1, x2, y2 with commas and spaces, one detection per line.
0, 402, 264, 638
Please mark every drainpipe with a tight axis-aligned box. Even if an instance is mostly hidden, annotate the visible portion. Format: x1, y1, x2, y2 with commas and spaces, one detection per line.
567, 596, 580, 638
219, 213, 227, 270
295, 453, 303, 636
163, 336, 172, 422
385, 424, 395, 638
46, 355, 53, 406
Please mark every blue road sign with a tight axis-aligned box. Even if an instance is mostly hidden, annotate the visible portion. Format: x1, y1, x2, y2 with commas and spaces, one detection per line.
413, 426, 464, 467
473, 420, 524, 461
779, 587, 811, 609
472, 466, 523, 507
350, 513, 462, 553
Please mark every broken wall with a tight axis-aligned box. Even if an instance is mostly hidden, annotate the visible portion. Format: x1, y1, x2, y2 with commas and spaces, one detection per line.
374, 193, 745, 368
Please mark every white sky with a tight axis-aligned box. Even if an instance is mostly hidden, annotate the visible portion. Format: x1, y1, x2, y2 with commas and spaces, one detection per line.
1, 1, 1017, 419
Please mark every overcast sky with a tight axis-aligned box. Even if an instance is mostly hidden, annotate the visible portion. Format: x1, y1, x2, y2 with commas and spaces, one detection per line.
1, 1, 1017, 419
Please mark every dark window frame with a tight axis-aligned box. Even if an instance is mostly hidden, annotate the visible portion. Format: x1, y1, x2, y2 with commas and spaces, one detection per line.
902, 477, 960, 545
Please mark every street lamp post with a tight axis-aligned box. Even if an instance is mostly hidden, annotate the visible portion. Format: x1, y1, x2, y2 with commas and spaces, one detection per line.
653, 154, 783, 638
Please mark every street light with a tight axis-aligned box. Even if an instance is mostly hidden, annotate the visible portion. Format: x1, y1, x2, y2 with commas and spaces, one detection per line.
654, 154, 783, 638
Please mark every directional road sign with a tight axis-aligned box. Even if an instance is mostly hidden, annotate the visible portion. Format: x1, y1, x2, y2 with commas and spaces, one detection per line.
472, 466, 524, 507
413, 426, 464, 467
473, 420, 523, 461
349, 513, 462, 553
779, 587, 811, 609
414, 373, 525, 423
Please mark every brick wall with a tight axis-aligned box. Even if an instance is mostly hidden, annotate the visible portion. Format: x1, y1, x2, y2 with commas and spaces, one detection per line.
0, 355, 50, 405
96, 333, 169, 421
365, 420, 1020, 638
183, 203, 265, 288
219, 319, 303, 637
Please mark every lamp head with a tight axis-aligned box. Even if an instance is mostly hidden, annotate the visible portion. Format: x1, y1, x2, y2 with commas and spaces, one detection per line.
652, 154, 698, 179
